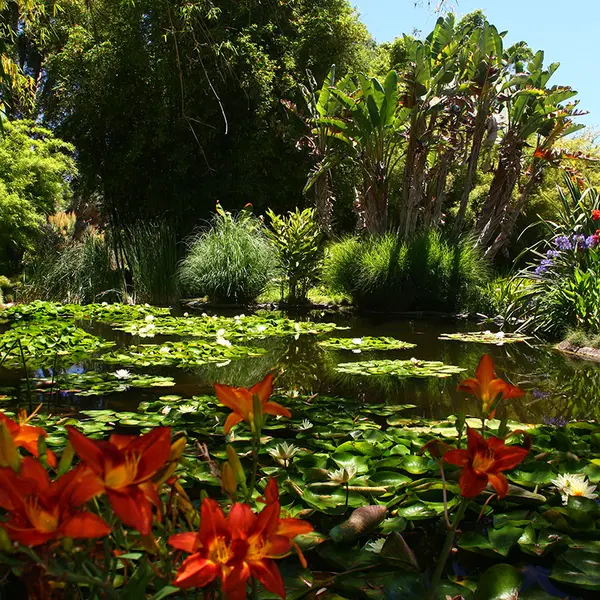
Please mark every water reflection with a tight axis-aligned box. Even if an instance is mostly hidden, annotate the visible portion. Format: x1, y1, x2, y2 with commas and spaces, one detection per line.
2, 312, 600, 423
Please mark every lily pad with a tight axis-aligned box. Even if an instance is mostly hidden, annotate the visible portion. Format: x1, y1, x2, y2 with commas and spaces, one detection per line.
335, 358, 465, 379
318, 336, 416, 352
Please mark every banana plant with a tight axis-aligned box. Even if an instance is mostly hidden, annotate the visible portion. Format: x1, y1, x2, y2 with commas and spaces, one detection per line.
475, 51, 582, 255
316, 69, 405, 234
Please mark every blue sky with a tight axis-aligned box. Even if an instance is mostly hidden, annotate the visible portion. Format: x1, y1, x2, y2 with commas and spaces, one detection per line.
352, 0, 598, 129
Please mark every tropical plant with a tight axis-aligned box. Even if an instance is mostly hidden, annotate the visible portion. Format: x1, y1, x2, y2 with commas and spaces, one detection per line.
178, 205, 276, 304
323, 231, 488, 312
265, 207, 322, 303
122, 220, 180, 306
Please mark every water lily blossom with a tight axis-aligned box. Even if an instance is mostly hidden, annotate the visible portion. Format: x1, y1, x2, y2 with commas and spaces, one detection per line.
443, 427, 528, 498
0, 457, 108, 546
169, 480, 312, 598
114, 369, 131, 380
457, 354, 525, 417
215, 374, 291, 434
0, 411, 57, 468
551, 473, 598, 505
66, 426, 171, 534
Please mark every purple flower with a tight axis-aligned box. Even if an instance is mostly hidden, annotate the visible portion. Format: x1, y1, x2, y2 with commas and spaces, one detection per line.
554, 235, 572, 250
573, 234, 586, 249
546, 250, 560, 259
585, 235, 599, 249
535, 258, 554, 275
532, 388, 550, 400
542, 415, 568, 428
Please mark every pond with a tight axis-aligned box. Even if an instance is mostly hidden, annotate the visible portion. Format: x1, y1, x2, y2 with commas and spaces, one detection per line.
1, 305, 598, 425
1, 302, 600, 599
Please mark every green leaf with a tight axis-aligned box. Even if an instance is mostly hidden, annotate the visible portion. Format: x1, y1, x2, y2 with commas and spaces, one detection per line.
473, 564, 524, 599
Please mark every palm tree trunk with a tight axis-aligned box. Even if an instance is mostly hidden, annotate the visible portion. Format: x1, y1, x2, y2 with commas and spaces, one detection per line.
314, 171, 333, 236
475, 131, 523, 250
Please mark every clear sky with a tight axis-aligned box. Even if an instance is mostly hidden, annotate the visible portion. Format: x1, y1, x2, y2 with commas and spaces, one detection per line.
352, 0, 598, 129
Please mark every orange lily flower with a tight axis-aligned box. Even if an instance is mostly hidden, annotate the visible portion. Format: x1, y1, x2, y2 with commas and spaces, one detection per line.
169, 480, 312, 599
0, 411, 57, 468
215, 374, 291, 434
443, 427, 528, 498
0, 457, 108, 546
457, 354, 524, 418
66, 426, 171, 535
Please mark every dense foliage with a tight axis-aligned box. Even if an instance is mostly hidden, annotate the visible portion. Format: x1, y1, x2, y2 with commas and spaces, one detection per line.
324, 231, 488, 312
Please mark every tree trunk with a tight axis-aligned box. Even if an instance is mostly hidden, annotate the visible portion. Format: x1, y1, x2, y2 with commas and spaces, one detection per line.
313, 171, 333, 236
484, 161, 545, 259
452, 99, 489, 236
361, 169, 389, 234
475, 130, 523, 250
425, 152, 451, 230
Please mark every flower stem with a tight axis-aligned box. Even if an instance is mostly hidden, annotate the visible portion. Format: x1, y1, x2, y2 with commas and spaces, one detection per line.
427, 497, 469, 599
247, 433, 260, 502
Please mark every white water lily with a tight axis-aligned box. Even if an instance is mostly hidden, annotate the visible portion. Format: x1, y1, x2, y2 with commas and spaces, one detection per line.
159, 346, 171, 354
145, 314, 155, 322
217, 328, 226, 337
297, 419, 313, 431
256, 324, 267, 332
352, 338, 363, 345
101, 301, 108, 306
183, 312, 189, 317
114, 369, 131, 380
216, 336, 232, 348
328, 464, 357, 485
352, 349, 362, 354
178, 404, 197, 414
268, 442, 299, 467
551, 473, 598, 505
294, 322, 301, 332
495, 331, 505, 339
161, 406, 172, 415
364, 538, 386, 554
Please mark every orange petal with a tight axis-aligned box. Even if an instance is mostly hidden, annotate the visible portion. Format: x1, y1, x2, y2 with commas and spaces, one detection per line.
457, 378, 482, 399
60, 512, 111, 539
228, 502, 256, 539
264, 478, 279, 504
59, 465, 105, 508
262, 402, 291, 419
458, 465, 488, 498
253, 502, 281, 539
199, 498, 228, 542
0, 412, 18, 435
443, 448, 470, 467
169, 532, 200, 553
214, 384, 251, 419
250, 373, 274, 404
491, 445, 528, 472
224, 412, 245, 434
221, 560, 251, 595
475, 354, 496, 389
66, 426, 107, 473
173, 555, 219, 589
108, 433, 138, 450
487, 473, 509, 498
249, 559, 285, 599
276, 518, 313, 539
133, 427, 172, 482
107, 486, 153, 535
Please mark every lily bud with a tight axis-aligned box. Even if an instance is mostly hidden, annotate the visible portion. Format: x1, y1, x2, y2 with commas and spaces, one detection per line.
0, 527, 12, 553
226, 445, 247, 491
57, 441, 75, 477
221, 462, 237, 499
0, 421, 20, 472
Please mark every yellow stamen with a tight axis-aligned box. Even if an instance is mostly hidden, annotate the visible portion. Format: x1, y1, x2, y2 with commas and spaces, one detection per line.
105, 452, 143, 489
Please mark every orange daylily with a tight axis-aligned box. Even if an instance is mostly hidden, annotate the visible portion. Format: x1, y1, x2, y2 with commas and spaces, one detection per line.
0, 457, 108, 546
0, 411, 57, 468
215, 374, 291, 434
169, 479, 312, 599
66, 426, 171, 535
443, 427, 528, 498
457, 354, 525, 418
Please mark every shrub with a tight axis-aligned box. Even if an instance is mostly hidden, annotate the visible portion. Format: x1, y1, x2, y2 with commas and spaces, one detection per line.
265, 207, 322, 303
23, 228, 122, 304
123, 220, 180, 306
323, 231, 488, 312
178, 207, 276, 304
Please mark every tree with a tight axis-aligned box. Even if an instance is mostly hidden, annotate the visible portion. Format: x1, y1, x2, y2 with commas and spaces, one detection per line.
0, 119, 75, 272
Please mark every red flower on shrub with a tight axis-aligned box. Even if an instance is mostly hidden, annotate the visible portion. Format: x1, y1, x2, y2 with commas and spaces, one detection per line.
457, 354, 524, 418
0, 411, 57, 468
66, 426, 171, 534
592, 210, 600, 221
443, 427, 528, 498
215, 374, 291, 434
0, 457, 108, 546
169, 480, 312, 599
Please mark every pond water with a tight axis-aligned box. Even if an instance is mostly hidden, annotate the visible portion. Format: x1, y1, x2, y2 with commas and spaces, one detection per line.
2, 308, 599, 425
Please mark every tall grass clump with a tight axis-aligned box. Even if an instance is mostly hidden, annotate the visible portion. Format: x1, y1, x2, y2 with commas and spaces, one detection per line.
23, 228, 122, 304
123, 220, 180, 305
324, 231, 488, 312
178, 207, 276, 304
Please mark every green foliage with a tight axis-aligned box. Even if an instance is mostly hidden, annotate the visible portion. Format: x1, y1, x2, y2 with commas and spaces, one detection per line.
0, 120, 75, 273
123, 220, 180, 306
336, 358, 465, 378
324, 231, 489, 312
265, 207, 323, 303
23, 229, 122, 304
178, 208, 276, 304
